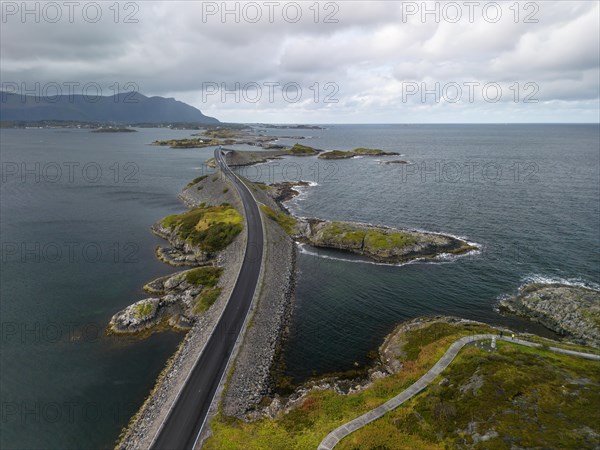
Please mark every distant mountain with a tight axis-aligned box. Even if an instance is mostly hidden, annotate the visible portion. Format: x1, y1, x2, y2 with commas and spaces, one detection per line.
0, 92, 219, 124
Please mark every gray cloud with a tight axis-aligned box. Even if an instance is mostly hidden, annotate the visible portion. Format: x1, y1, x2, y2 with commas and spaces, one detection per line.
1, 0, 598, 123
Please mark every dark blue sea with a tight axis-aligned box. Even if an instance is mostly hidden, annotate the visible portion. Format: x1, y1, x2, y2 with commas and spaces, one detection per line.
1, 124, 598, 448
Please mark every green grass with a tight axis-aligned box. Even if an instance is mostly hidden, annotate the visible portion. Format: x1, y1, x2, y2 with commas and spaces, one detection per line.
260, 205, 297, 235
517, 334, 600, 355
133, 301, 154, 319
319, 150, 353, 159
204, 320, 600, 449
288, 143, 319, 155
184, 267, 223, 287
581, 309, 600, 330
321, 222, 366, 246
364, 230, 417, 250
320, 222, 418, 251
341, 341, 600, 449
255, 183, 270, 191
161, 205, 243, 252
193, 287, 222, 314
186, 175, 208, 187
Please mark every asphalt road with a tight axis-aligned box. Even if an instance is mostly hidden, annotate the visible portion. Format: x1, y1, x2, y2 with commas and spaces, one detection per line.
151, 148, 264, 450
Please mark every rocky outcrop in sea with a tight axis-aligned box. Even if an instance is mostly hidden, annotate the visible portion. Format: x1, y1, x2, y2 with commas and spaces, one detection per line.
294, 219, 477, 264
499, 283, 600, 348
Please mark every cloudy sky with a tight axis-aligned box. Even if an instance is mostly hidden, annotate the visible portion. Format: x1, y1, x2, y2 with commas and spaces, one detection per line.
1, 1, 598, 123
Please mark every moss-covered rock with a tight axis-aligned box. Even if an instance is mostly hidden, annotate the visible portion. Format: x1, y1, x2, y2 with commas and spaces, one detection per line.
288, 143, 319, 155
109, 266, 226, 335
300, 219, 476, 263
161, 204, 243, 253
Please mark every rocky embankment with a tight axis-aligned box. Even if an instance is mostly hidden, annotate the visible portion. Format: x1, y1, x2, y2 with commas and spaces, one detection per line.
499, 283, 600, 347
220, 179, 297, 419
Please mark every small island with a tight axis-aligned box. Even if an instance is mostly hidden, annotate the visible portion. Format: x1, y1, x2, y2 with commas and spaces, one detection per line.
220, 144, 320, 166
319, 148, 399, 159
499, 283, 600, 347
258, 182, 478, 264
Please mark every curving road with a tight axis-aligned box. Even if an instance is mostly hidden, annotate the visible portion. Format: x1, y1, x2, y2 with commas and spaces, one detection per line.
318, 334, 600, 449
151, 148, 264, 450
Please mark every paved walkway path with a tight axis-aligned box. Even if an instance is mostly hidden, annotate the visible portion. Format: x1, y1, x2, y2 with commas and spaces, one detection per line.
318, 334, 600, 450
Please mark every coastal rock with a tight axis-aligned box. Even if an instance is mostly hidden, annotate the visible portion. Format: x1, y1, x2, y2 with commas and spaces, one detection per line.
262, 181, 477, 264
108, 298, 160, 333
295, 219, 477, 264
108, 267, 223, 334
499, 283, 600, 347
267, 181, 309, 206
151, 223, 211, 267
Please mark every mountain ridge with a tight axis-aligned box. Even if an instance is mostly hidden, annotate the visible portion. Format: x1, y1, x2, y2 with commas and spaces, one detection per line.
0, 91, 219, 124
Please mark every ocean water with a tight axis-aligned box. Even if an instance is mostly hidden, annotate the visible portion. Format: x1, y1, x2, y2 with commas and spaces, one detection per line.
241, 124, 600, 381
0, 128, 216, 449
1, 124, 598, 448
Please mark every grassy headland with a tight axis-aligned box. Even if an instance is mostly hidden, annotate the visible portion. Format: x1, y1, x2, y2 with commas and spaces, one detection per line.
161, 203, 243, 253
204, 318, 600, 449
